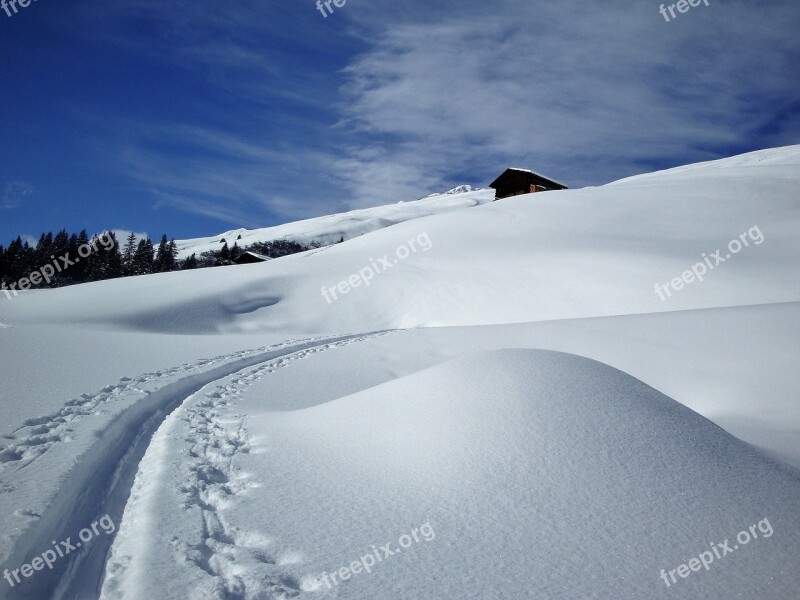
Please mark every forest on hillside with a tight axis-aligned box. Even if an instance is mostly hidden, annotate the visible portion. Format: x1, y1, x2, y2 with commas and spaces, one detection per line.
0, 230, 312, 291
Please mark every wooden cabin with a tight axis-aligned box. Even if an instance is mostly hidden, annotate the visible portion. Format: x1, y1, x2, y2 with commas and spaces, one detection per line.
489, 168, 568, 200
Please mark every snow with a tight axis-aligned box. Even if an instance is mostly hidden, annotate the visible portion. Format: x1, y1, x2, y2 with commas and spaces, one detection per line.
421, 184, 482, 197
0, 145, 799, 598
100, 350, 800, 599
173, 188, 494, 259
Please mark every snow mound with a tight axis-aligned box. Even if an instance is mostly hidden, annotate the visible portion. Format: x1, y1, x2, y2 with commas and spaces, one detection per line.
190, 349, 800, 599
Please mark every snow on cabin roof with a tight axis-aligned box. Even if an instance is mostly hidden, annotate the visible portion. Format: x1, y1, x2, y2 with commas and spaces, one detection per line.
495, 168, 568, 189
243, 251, 273, 261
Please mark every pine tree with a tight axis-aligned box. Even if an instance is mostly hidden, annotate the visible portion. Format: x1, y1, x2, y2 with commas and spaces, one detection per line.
167, 239, 178, 271
132, 238, 154, 275
104, 232, 123, 279
34, 232, 53, 271
0, 244, 6, 286
74, 230, 91, 282
182, 253, 198, 270
87, 232, 121, 281
122, 233, 138, 276
154, 234, 170, 272
217, 241, 231, 266
5, 237, 32, 283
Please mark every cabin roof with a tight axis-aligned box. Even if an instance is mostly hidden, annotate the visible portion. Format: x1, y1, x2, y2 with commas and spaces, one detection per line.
245, 251, 272, 261
235, 251, 273, 263
490, 168, 568, 190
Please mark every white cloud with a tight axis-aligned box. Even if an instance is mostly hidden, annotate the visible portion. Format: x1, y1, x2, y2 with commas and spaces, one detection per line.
71, 0, 800, 223
20, 234, 38, 247
114, 123, 337, 225
3, 181, 33, 209
332, 0, 800, 205
112, 230, 150, 245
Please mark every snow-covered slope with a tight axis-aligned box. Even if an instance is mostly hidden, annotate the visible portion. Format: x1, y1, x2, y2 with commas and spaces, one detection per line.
100, 350, 800, 599
0, 145, 798, 599
173, 187, 493, 259
609, 144, 800, 184
3, 147, 798, 335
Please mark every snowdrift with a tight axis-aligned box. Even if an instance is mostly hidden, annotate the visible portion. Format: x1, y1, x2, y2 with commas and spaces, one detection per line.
102, 349, 800, 599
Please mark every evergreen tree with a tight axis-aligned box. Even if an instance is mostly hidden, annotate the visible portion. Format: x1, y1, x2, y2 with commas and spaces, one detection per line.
74, 230, 91, 282
154, 234, 170, 272
33, 232, 53, 270
132, 238, 154, 275
230, 242, 243, 262
247, 239, 308, 258
217, 241, 231, 266
167, 239, 179, 271
5, 237, 32, 283
50, 230, 70, 286
182, 253, 198, 270
0, 244, 7, 285
122, 233, 138, 276
87, 232, 122, 281
104, 232, 123, 279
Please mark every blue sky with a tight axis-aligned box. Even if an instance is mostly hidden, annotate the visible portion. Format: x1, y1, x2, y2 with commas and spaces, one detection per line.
1, 0, 799, 244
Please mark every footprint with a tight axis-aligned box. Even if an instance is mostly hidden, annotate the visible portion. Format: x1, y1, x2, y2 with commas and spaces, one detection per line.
0, 448, 23, 463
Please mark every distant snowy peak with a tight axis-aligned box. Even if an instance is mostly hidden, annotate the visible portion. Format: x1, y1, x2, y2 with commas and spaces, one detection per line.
422, 185, 481, 198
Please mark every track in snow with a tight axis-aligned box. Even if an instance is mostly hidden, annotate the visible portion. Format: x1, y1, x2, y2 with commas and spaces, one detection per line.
1, 331, 395, 600
0, 338, 320, 471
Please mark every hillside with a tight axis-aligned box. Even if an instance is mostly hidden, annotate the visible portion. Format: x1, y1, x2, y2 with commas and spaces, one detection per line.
173, 187, 493, 259
0, 146, 798, 599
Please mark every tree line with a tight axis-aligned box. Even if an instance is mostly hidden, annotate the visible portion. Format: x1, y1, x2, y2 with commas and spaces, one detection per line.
0, 230, 311, 290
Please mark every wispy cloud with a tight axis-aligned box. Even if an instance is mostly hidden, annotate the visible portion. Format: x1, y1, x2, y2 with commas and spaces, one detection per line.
116, 123, 341, 224
3, 181, 33, 209
64, 0, 800, 226
332, 0, 800, 205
